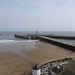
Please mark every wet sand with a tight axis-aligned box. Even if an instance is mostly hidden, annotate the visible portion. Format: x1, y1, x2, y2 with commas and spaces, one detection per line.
25, 42, 75, 64
0, 41, 75, 75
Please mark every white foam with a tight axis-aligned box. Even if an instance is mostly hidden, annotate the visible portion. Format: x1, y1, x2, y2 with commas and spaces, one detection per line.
0, 39, 25, 43
0, 39, 15, 43
0, 39, 39, 43
27, 40, 39, 42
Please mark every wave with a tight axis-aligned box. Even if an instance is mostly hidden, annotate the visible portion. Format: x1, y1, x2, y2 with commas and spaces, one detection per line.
0, 39, 39, 43
0, 39, 14, 42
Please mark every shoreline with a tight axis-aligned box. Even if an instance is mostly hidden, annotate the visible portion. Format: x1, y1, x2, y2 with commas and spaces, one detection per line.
26, 42, 75, 64
0, 41, 75, 75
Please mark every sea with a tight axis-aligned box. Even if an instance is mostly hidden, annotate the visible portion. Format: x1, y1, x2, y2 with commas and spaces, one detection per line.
0, 31, 75, 58
0, 31, 75, 44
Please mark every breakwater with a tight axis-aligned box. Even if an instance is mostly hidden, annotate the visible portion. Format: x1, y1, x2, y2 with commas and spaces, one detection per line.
14, 34, 38, 40
14, 34, 75, 40
14, 34, 75, 51
38, 36, 75, 51
48, 35, 75, 40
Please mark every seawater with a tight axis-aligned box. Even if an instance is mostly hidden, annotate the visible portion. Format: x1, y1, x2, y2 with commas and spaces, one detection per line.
0, 31, 74, 58
0, 31, 39, 58
0, 31, 75, 44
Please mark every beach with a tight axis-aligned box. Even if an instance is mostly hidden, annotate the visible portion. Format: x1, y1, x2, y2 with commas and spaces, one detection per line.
0, 41, 75, 75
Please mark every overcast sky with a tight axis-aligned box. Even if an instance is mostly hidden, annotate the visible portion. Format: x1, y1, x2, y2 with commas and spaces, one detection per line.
0, 0, 75, 31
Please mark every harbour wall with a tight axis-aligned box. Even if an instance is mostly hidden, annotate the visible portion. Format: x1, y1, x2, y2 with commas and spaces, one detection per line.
39, 57, 74, 67
14, 34, 38, 40
14, 34, 75, 51
14, 34, 75, 40
37, 36, 75, 51
48, 35, 75, 40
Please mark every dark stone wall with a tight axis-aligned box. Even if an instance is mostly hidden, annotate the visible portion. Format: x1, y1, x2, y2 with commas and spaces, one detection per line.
38, 37, 75, 51
48, 36, 75, 40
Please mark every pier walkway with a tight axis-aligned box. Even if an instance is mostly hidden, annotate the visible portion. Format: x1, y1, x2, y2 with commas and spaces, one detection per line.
38, 36, 75, 51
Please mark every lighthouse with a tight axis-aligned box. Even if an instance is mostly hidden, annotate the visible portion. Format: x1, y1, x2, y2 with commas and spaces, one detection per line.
32, 64, 40, 75
36, 30, 38, 36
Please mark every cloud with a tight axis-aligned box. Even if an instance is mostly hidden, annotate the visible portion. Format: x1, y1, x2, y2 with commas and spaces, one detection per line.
0, 0, 75, 31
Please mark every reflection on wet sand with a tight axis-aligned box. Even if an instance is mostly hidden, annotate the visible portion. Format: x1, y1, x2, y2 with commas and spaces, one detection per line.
0, 40, 40, 57
0, 41, 75, 75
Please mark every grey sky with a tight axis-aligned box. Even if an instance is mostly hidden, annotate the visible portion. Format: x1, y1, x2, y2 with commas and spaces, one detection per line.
0, 0, 75, 31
